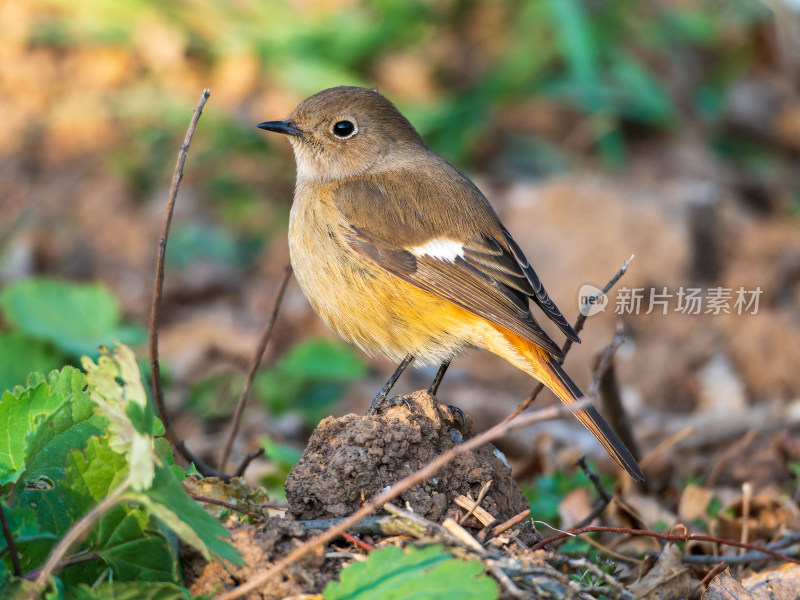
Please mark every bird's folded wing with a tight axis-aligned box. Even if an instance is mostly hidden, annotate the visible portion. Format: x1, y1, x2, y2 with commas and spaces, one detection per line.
334, 176, 578, 353
346, 229, 565, 359
498, 226, 579, 342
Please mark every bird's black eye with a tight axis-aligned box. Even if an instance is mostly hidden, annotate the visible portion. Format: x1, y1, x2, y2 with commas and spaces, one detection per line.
332, 120, 356, 139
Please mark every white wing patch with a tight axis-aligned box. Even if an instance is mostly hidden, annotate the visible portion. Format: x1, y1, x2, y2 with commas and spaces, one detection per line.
409, 238, 464, 262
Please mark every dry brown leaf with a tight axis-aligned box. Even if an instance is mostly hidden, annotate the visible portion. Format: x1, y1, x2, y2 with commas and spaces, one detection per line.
558, 486, 594, 529
741, 563, 800, 600
715, 491, 800, 543
702, 570, 755, 600
628, 544, 692, 600
182, 475, 270, 509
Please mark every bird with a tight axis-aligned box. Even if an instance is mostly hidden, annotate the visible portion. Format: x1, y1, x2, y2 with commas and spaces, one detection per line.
258, 86, 643, 481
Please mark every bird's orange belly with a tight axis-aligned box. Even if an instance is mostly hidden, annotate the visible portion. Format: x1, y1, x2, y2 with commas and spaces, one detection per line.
288, 197, 483, 365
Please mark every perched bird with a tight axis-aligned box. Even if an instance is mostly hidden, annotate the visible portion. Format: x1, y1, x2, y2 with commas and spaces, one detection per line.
259, 86, 643, 481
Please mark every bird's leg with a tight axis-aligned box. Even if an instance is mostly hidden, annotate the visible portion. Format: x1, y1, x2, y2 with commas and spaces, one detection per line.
366, 354, 414, 415
428, 360, 451, 396
426, 360, 465, 427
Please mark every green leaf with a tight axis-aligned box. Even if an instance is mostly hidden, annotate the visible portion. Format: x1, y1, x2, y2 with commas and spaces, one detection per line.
64, 436, 129, 508
93, 506, 179, 583
67, 581, 191, 600
279, 338, 367, 380
256, 338, 366, 426
9, 368, 107, 572
0, 367, 98, 485
54, 436, 177, 584
261, 436, 302, 472
13, 433, 122, 576
0, 278, 144, 357
133, 465, 242, 565
0, 505, 57, 553
23, 372, 107, 481
82, 345, 156, 491
0, 332, 63, 394
323, 545, 498, 600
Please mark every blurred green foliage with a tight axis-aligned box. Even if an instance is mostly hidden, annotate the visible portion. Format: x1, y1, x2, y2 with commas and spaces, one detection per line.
521, 463, 614, 529
25, 0, 775, 186
167, 222, 264, 270
260, 435, 304, 501
0, 278, 144, 391
255, 338, 367, 428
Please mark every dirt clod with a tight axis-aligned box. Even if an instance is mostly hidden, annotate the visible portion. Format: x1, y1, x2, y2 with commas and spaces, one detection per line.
182, 517, 339, 599
285, 390, 530, 523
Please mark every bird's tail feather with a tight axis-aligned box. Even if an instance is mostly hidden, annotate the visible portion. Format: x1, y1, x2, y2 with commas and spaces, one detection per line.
497, 327, 644, 482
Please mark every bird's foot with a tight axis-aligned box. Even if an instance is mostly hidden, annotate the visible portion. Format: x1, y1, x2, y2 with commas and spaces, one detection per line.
446, 404, 466, 428
366, 394, 412, 416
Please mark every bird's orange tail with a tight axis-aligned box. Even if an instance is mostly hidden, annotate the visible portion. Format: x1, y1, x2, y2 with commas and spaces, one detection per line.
498, 327, 644, 482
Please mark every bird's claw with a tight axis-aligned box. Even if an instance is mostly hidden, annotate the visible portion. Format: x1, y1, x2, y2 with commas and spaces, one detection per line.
366, 394, 412, 416
447, 405, 466, 428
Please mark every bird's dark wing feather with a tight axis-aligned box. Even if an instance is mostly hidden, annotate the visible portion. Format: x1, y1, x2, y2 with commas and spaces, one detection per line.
346, 229, 565, 359
498, 226, 579, 341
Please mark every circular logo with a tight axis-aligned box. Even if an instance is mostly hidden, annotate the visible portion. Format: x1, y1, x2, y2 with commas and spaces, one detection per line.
578, 284, 607, 317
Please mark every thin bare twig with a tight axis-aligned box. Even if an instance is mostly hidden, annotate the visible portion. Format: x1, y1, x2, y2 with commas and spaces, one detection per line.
384, 503, 479, 552
576, 455, 612, 504
481, 509, 531, 542
561, 254, 633, 360
504, 255, 633, 421
0, 506, 21, 576
218, 265, 293, 471
299, 515, 423, 536
148, 89, 223, 477
571, 455, 613, 529
593, 324, 639, 461
692, 561, 727, 596
579, 533, 643, 564
234, 447, 265, 477
340, 532, 374, 552
458, 480, 492, 525
681, 547, 799, 565
475, 519, 502, 543
217, 399, 592, 599
23, 551, 100, 581
27, 488, 128, 597
740, 482, 752, 555
531, 526, 800, 564
706, 429, 757, 486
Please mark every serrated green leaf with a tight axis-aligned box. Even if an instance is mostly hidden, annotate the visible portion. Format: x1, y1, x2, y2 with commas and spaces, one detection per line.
0, 278, 144, 357
82, 345, 155, 490
8, 369, 108, 572
0, 367, 98, 485
64, 436, 129, 507
133, 465, 242, 565
24, 375, 107, 481
93, 506, 179, 583
323, 545, 498, 600
13, 484, 73, 574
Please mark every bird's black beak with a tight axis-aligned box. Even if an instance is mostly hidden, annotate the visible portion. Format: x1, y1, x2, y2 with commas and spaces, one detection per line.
257, 120, 303, 137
